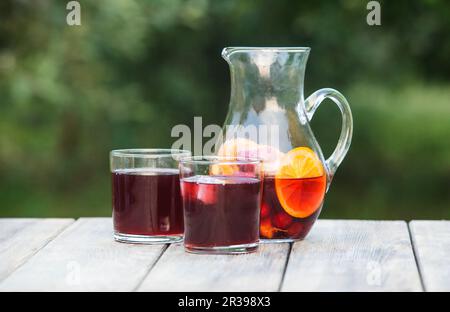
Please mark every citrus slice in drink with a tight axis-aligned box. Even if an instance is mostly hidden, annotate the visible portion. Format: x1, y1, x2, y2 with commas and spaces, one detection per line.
209, 163, 238, 176
217, 138, 259, 158
211, 138, 258, 175
275, 147, 326, 218
215, 138, 284, 175
260, 217, 275, 239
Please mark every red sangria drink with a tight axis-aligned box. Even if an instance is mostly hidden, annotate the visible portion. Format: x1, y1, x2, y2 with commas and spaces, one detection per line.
216, 138, 327, 241
260, 147, 327, 240
110, 149, 190, 244
112, 169, 183, 236
179, 157, 262, 254
260, 175, 326, 240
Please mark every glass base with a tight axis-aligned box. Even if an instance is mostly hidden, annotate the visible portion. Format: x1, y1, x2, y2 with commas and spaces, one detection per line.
184, 242, 258, 255
114, 232, 183, 244
260, 238, 304, 243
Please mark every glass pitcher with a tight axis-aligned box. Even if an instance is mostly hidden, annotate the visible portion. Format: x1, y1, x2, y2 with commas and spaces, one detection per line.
217, 47, 353, 241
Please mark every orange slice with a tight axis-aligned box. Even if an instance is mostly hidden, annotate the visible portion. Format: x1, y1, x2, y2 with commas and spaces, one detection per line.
209, 163, 238, 176
216, 138, 285, 174
260, 218, 275, 239
212, 138, 258, 176
275, 147, 326, 218
217, 138, 259, 157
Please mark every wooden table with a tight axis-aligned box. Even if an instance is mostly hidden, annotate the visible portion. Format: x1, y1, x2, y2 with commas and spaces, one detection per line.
0, 218, 448, 292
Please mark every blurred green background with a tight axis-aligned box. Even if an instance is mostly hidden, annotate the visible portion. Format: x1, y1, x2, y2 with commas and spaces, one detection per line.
0, 0, 449, 219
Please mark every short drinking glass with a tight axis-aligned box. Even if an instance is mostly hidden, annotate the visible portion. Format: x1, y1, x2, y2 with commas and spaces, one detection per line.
179, 156, 262, 254
110, 149, 191, 244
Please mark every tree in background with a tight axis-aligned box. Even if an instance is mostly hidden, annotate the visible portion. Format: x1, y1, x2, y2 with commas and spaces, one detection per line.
0, 0, 449, 218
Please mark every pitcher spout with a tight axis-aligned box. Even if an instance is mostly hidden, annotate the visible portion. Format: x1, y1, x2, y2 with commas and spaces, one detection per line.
222, 47, 310, 111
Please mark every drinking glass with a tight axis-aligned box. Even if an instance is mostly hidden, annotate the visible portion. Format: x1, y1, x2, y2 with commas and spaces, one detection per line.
110, 149, 191, 244
179, 156, 262, 254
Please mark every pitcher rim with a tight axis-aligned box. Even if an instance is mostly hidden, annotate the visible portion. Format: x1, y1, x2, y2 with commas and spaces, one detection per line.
222, 47, 311, 59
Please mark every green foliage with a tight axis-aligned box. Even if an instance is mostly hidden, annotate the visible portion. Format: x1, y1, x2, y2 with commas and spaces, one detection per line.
0, 0, 449, 218
321, 83, 450, 220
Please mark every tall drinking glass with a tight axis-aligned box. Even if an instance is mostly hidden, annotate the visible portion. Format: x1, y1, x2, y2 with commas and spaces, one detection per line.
179, 156, 262, 254
110, 149, 191, 244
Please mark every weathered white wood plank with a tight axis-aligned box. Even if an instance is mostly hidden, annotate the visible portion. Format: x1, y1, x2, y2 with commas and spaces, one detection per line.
409, 220, 450, 292
0, 218, 74, 282
138, 242, 290, 292
0, 218, 166, 291
282, 220, 422, 291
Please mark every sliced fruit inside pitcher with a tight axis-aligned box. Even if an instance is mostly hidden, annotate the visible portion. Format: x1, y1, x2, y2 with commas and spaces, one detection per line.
209, 162, 239, 176
217, 138, 259, 157
274, 147, 327, 218
260, 217, 275, 239
216, 137, 284, 174
216, 139, 327, 239
210, 138, 257, 176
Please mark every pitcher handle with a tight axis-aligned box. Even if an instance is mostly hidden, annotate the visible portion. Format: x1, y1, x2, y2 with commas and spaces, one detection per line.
304, 88, 353, 180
